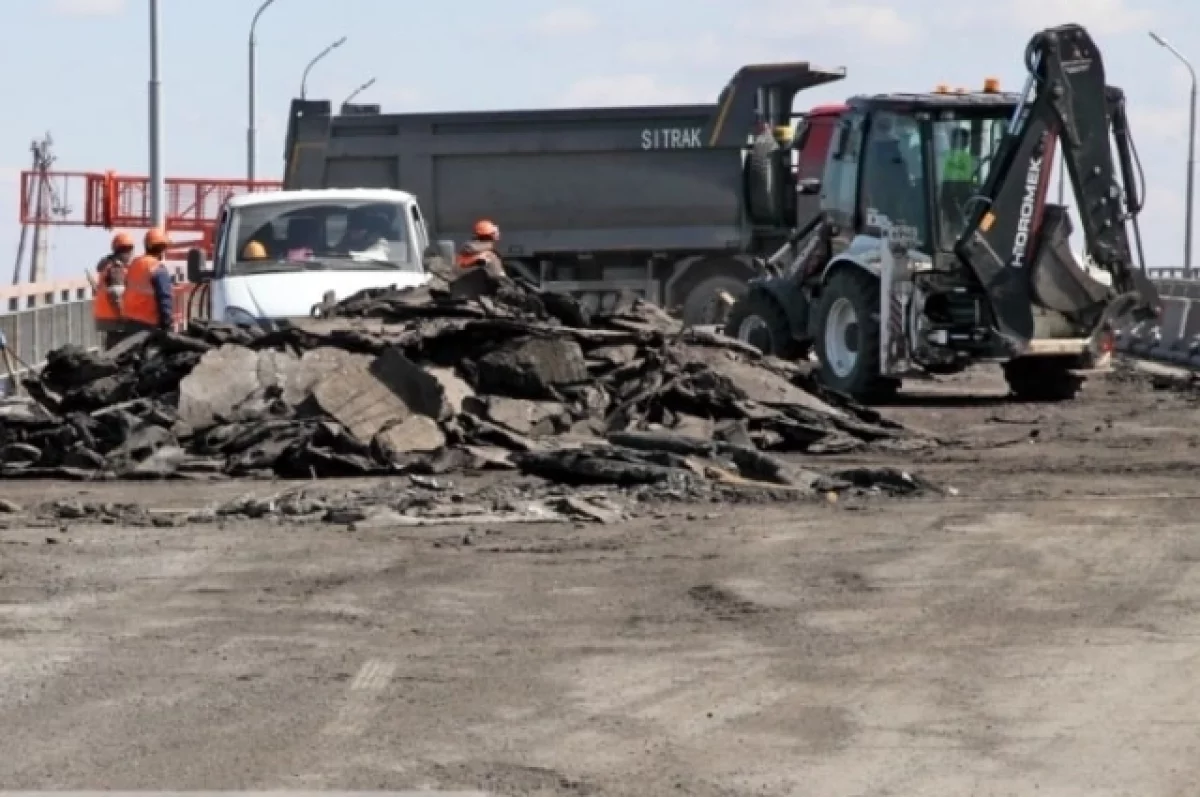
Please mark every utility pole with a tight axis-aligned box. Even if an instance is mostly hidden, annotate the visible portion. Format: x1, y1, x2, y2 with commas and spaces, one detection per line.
148, 0, 164, 227
1151, 31, 1197, 278
247, 0, 277, 181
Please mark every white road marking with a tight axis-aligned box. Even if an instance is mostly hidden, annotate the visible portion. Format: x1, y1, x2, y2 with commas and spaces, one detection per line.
323, 658, 396, 737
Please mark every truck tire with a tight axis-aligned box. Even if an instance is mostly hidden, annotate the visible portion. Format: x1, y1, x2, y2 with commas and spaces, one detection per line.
1002, 356, 1084, 401
814, 268, 896, 399
680, 275, 748, 326
724, 290, 806, 359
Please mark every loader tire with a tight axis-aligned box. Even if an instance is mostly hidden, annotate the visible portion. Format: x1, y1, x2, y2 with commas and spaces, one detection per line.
814, 268, 896, 400
680, 275, 748, 327
724, 290, 806, 359
1002, 355, 1084, 402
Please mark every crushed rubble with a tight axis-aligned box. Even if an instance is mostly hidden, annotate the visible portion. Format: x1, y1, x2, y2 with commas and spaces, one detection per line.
0, 268, 939, 504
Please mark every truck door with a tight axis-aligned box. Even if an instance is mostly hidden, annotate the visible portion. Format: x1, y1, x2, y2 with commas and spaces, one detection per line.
409, 202, 430, 257
821, 110, 865, 255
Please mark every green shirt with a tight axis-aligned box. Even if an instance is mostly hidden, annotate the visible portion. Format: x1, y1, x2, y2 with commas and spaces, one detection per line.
944, 149, 976, 182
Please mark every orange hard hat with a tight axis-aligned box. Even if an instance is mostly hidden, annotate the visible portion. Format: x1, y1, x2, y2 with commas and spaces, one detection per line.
111, 231, 135, 251
242, 240, 267, 260
144, 228, 171, 249
473, 219, 499, 240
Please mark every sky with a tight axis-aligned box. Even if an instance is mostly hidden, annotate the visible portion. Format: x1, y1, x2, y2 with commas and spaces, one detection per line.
2, 0, 1198, 281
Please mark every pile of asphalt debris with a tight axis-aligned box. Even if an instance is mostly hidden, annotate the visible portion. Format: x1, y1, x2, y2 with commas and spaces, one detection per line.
0, 268, 939, 505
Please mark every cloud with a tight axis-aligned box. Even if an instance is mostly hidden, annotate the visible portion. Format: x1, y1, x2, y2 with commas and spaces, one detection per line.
745, 0, 919, 45
51, 0, 125, 15
529, 7, 600, 35
556, 75, 703, 107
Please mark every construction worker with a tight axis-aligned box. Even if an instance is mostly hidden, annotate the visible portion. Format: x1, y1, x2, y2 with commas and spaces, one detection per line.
942, 128, 977, 183
340, 208, 392, 260
119, 228, 176, 337
940, 127, 978, 237
456, 219, 504, 275
93, 231, 135, 348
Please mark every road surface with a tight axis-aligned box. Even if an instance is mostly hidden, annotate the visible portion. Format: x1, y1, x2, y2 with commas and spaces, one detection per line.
2, 364, 1200, 795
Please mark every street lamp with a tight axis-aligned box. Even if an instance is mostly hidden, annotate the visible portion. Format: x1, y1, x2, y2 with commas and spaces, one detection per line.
300, 36, 347, 100
247, 0, 278, 182
148, 0, 163, 226
1151, 30, 1197, 278
343, 77, 376, 106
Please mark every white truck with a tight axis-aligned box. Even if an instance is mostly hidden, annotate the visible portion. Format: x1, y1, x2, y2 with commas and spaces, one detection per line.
184, 188, 437, 323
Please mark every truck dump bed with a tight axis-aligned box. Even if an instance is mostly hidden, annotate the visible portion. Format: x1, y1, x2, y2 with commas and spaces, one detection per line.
283, 62, 846, 253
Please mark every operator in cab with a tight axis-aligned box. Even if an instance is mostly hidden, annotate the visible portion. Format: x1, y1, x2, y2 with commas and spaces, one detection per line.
93, 231, 135, 347
339, 207, 392, 260
457, 219, 505, 276
118, 228, 176, 338
940, 127, 978, 235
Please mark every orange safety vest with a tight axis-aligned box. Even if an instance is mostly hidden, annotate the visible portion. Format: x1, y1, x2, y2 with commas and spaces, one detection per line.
456, 240, 502, 270
93, 255, 124, 322
123, 254, 165, 327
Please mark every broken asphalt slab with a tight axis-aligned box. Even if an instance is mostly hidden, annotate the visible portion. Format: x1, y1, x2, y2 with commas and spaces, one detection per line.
1, 270, 940, 505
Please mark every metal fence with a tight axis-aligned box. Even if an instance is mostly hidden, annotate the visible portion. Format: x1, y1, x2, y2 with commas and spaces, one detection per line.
0, 277, 97, 395
3, 267, 1200, 398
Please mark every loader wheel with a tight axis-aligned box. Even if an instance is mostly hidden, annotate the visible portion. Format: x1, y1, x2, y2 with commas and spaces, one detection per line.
680, 275, 748, 326
724, 290, 806, 359
1002, 356, 1084, 402
814, 268, 896, 400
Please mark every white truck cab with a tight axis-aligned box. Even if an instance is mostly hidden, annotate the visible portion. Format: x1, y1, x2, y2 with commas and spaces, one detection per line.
186, 188, 433, 323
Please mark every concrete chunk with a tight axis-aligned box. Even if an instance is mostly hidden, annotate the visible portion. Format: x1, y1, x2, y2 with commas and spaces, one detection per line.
311, 361, 411, 445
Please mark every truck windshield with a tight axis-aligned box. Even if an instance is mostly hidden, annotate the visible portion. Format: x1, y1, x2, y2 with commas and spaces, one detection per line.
932, 114, 1009, 249
225, 198, 418, 275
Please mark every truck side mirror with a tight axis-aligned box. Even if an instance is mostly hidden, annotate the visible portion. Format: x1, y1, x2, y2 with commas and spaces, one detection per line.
798, 178, 822, 195
436, 240, 456, 262
185, 248, 207, 283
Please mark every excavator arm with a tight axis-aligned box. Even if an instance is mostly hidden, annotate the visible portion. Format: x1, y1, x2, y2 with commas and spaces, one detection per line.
955, 23, 1161, 351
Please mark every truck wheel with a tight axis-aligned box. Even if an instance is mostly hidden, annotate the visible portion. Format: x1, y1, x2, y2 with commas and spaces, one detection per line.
1002, 356, 1084, 401
724, 290, 806, 359
680, 275, 748, 326
814, 268, 894, 399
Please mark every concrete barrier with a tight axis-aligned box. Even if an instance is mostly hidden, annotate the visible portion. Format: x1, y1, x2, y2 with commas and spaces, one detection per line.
1115, 279, 1200, 369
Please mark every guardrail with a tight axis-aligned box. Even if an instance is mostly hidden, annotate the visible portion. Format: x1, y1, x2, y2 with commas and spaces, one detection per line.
1116, 275, 1200, 368
0, 277, 98, 395
0, 266, 189, 396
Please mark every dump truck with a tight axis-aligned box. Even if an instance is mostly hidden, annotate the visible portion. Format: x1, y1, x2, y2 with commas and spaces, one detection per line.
282, 62, 848, 324
723, 23, 1161, 402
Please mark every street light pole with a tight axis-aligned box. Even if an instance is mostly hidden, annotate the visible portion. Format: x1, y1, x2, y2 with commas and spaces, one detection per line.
1151, 31, 1197, 278
301, 37, 347, 99
343, 77, 376, 106
247, 0, 277, 182
148, 0, 163, 227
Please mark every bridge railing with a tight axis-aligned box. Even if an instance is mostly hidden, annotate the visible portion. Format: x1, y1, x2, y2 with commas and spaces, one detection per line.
4, 267, 1200, 396
0, 277, 99, 394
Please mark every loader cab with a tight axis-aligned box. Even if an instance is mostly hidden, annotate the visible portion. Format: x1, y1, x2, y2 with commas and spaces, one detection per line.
817, 87, 1020, 259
